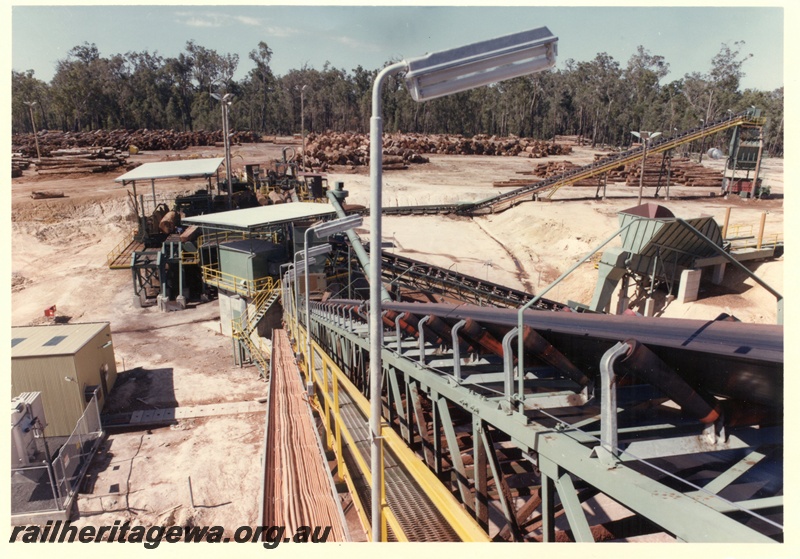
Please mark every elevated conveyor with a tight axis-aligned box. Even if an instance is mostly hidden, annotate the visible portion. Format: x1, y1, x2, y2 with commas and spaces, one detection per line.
294, 298, 782, 542
461, 112, 766, 214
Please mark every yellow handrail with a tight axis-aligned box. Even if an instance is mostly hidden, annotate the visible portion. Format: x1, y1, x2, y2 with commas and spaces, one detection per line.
201, 264, 279, 298
106, 230, 137, 267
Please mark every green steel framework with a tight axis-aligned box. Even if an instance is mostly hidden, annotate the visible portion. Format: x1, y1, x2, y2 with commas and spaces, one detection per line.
291, 301, 780, 543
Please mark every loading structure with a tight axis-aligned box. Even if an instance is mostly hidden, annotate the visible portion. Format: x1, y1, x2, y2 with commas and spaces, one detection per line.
459, 109, 767, 215
588, 202, 784, 320
183, 203, 338, 377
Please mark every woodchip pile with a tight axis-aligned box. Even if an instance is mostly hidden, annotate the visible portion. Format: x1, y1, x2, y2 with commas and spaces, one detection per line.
302, 132, 573, 170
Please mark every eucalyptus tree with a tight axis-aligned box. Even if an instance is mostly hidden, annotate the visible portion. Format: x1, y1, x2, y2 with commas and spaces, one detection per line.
11, 70, 51, 133
623, 46, 670, 135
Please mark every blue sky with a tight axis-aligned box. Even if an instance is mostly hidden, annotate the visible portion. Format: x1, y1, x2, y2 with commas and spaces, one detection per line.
9, 4, 786, 91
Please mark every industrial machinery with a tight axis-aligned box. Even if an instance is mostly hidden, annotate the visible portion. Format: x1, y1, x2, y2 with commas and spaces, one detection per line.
11, 392, 47, 468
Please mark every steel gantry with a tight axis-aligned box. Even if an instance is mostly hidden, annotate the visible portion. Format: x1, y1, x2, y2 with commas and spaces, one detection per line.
288, 299, 782, 543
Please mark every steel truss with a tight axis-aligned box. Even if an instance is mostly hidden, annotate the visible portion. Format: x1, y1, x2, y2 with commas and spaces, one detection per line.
299, 300, 781, 543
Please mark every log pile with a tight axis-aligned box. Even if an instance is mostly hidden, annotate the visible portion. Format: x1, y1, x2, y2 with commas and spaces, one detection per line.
624, 156, 722, 188
12, 154, 30, 178
34, 147, 130, 175
494, 154, 725, 191
11, 129, 262, 157
301, 131, 573, 170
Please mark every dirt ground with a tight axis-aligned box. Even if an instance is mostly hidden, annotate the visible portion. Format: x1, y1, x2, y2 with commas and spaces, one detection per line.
8, 138, 784, 537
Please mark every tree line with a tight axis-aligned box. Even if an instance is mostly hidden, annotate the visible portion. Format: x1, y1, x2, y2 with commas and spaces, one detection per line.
11, 39, 784, 156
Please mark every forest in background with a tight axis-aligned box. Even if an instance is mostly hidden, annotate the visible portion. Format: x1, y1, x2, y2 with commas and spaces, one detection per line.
11, 39, 784, 156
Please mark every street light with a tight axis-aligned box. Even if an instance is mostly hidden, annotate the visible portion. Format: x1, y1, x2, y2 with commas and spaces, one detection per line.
293, 244, 329, 328
698, 118, 706, 163
300, 85, 308, 171
304, 215, 363, 383
631, 131, 661, 206
211, 92, 234, 209
23, 101, 41, 160
367, 26, 558, 542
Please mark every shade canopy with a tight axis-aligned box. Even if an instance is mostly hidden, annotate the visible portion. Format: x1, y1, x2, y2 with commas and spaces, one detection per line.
115, 158, 224, 184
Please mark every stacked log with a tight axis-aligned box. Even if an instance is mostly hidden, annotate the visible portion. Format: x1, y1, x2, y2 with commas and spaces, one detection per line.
34, 147, 129, 175
625, 156, 722, 188
520, 159, 604, 187
301, 131, 572, 170
11, 129, 262, 157
12, 154, 30, 178
494, 153, 724, 190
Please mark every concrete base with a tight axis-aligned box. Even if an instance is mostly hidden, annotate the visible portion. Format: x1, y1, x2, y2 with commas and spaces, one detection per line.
176, 295, 187, 310
219, 292, 246, 337
711, 263, 727, 285
677, 269, 702, 304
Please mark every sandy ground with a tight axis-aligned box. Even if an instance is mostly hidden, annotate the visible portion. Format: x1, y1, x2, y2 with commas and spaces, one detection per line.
8, 139, 784, 537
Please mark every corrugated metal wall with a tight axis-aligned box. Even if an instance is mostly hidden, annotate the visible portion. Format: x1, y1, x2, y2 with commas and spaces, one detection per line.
11, 325, 118, 437
11, 356, 83, 437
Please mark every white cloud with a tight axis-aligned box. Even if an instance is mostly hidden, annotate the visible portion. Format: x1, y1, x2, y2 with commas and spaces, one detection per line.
335, 35, 379, 52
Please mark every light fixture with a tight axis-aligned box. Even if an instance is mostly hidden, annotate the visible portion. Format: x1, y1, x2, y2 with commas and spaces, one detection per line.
301, 243, 332, 260
404, 27, 557, 102
302, 215, 364, 388
630, 131, 661, 205
366, 26, 558, 542
312, 215, 363, 237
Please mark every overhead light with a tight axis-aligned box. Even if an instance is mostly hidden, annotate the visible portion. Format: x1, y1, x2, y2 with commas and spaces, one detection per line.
403, 26, 558, 102
300, 243, 332, 259
313, 215, 364, 237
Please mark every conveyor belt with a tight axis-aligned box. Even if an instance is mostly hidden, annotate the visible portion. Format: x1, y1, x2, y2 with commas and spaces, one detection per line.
262, 330, 348, 539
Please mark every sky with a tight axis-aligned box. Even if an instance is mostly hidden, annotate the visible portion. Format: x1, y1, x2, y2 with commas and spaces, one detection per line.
8, 3, 786, 91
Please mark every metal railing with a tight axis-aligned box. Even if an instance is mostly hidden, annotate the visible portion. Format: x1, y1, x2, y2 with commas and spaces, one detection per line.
197, 230, 277, 248
201, 265, 279, 298
106, 229, 138, 268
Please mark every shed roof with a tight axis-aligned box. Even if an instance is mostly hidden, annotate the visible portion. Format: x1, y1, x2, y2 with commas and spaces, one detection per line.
183, 202, 337, 231
12, 323, 110, 358
115, 158, 224, 183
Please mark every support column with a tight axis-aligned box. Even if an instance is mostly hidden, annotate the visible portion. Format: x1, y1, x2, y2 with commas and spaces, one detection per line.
473, 415, 489, 530
677, 268, 702, 303
711, 263, 727, 285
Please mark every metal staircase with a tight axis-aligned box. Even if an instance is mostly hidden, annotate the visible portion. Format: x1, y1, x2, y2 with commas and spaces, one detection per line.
233, 279, 282, 378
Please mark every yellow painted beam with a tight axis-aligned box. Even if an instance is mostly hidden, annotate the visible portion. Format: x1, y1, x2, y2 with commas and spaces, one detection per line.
312, 339, 491, 543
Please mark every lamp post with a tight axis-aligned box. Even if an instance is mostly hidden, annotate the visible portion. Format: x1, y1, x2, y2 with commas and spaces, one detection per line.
23, 101, 42, 161
367, 26, 558, 542
211, 92, 234, 209
303, 215, 363, 383
300, 85, 308, 172
698, 118, 706, 163
631, 131, 661, 206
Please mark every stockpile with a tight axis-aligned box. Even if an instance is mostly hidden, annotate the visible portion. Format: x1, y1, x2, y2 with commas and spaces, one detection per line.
302, 132, 573, 170
12, 154, 30, 178
33, 147, 130, 175
11, 129, 262, 158
625, 156, 722, 188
